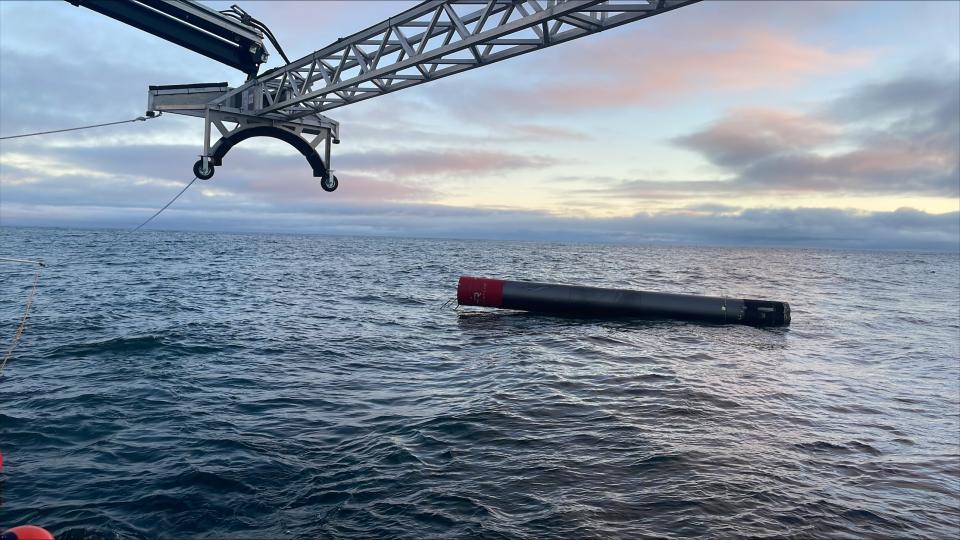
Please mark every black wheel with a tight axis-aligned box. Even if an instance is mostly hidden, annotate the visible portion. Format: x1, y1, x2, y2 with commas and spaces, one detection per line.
193, 159, 215, 180
321, 174, 339, 192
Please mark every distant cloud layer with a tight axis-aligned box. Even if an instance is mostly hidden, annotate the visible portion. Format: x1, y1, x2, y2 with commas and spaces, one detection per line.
4, 201, 957, 252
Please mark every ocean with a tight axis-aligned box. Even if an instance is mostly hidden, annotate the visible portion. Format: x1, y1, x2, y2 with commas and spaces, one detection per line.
1, 227, 958, 539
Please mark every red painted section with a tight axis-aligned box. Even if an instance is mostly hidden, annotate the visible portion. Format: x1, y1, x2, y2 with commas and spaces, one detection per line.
2, 526, 55, 540
457, 276, 505, 307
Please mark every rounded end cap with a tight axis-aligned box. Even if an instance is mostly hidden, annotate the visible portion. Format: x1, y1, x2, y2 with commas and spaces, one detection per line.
457, 276, 505, 308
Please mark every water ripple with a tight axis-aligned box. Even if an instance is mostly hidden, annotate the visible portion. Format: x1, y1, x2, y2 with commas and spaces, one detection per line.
0, 228, 958, 538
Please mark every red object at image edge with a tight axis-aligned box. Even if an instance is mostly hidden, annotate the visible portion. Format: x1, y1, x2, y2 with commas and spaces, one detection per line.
1, 526, 55, 540
457, 276, 504, 308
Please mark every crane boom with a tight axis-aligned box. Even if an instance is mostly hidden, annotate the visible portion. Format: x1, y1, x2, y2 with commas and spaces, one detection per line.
68, 0, 268, 77
211, 0, 698, 121
68, 0, 702, 190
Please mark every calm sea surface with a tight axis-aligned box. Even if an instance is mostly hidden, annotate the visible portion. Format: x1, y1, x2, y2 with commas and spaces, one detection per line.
1, 227, 958, 539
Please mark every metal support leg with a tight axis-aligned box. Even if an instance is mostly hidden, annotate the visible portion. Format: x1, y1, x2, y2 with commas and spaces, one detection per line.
194, 110, 215, 179
202, 112, 212, 163
324, 130, 332, 174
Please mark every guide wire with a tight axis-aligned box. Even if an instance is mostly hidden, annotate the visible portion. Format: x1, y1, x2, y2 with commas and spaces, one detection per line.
0, 258, 44, 378
0, 114, 159, 140
131, 176, 198, 232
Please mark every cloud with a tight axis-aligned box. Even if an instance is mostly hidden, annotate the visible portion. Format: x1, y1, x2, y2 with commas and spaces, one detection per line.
2, 200, 956, 252
0, 48, 166, 132
667, 70, 960, 197
508, 124, 593, 142
428, 23, 872, 119
1, 140, 559, 208
338, 149, 555, 177
827, 71, 960, 125
543, 28, 869, 110
225, 1, 419, 64
680, 203, 743, 215
673, 108, 840, 168
330, 90, 593, 145
737, 149, 958, 195
0, 2, 237, 134
573, 179, 736, 200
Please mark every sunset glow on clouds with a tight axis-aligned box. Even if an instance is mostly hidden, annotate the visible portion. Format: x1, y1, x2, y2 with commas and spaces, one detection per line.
1, 0, 957, 250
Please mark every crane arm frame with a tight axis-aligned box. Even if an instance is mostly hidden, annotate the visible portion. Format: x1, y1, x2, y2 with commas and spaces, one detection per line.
210, 0, 698, 121
67, 0, 703, 189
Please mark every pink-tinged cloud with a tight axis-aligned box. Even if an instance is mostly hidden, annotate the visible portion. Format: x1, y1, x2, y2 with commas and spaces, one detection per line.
566, 69, 960, 199
670, 70, 959, 196
338, 149, 555, 177
1, 142, 552, 205
245, 171, 432, 203
342, 115, 593, 145
436, 26, 872, 116
538, 28, 871, 110
509, 124, 593, 141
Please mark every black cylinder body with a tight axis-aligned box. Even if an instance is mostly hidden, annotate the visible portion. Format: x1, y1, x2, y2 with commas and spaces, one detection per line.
457, 276, 790, 327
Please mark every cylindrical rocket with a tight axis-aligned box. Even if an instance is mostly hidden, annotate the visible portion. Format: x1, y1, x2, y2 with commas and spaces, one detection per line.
457, 276, 790, 327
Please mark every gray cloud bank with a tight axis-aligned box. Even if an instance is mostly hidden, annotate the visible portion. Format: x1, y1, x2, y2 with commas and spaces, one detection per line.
2, 200, 957, 252
3, 136, 957, 252
672, 68, 959, 198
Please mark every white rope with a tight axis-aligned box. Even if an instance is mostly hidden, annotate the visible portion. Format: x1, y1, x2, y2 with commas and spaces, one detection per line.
131, 176, 198, 232
0, 258, 44, 378
0, 114, 158, 140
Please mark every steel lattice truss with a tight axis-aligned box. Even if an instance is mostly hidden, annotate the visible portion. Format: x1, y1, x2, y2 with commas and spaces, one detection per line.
211, 0, 698, 121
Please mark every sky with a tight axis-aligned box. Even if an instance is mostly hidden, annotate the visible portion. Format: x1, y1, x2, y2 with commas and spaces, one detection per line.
1, 0, 958, 250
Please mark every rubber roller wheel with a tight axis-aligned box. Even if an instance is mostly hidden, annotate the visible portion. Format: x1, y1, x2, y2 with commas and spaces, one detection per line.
193, 159, 215, 180
321, 175, 339, 192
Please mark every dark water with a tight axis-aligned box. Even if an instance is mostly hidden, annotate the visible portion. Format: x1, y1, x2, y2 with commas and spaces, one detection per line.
1, 227, 958, 539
